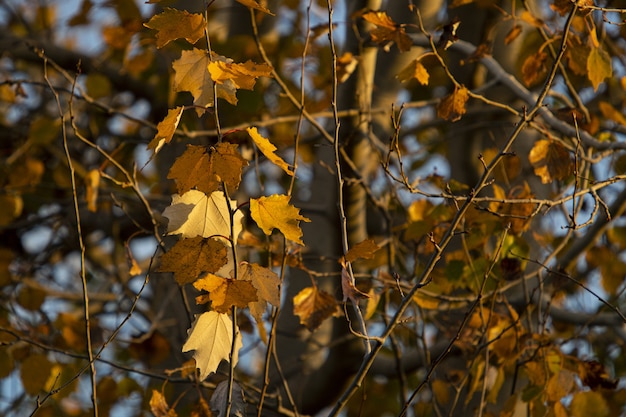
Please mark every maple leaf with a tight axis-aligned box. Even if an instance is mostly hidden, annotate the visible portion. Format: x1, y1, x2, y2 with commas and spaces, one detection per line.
172, 48, 214, 109
396, 59, 429, 85
158, 237, 228, 285
235, 0, 275, 15
147, 107, 184, 156
293, 286, 340, 331
162, 190, 243, 240
250, 194, 311, 245
208, 60, 272, 91
193, 274, 257, 313
144, 8, 205, 49
437, 85, 469, 122
239, 262, 281, 342
528, 139, 573, 184
362, 11, 412, 52
344, 239, 380, 263
182, 311, 242, 381
167, 143, 248, 195
247, 127, 294, 176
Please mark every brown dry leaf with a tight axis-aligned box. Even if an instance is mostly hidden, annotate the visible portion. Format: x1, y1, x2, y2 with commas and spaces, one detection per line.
504, 25, 522, 45
522, 51, 548, 87
236, 0, 275, 15
344, 239, 380, 263
247, 127, 294, 176
158, 237, 228, 285
528, 139, 573, 184
84, 169, 100, 213
250, 194, 311, 245
148, 106, 184, 155
193, 274, 258, 313
396, 59, 429, 85
340, 266, 370, 303
167, 143, 247, 195
437, 85, 469, 122
293, 286, 340, 331
150, 390, 178, 417
144, 8, 205, 48
599, 102, 626, 126
579, 360, 619, 390
587, 46, 612, 92
362, 10, 412, 52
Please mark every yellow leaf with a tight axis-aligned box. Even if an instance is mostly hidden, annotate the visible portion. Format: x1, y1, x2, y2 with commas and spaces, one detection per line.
193, 274, 257, 313
84, 169, 100, 213
147, 106, 184, 155
570, 391, 609, 417
362, 11, 412, 52
182, 311, 242, 380
20, 354, 53, 395
172, 48, 214, 109
598, 101, 626, 127
143, 8, 205, 48
546, 370, 575, 402
336, 52, 358, 83
412, 291, 440, 309
250, 194, 311, 245
528, 139, 572, 184
247, 127, 294, 176
239, 262, 281, 343
208, 60, 272, 91
396, 59, 429, 85
587, 47, 612, 92
158, 237, 228, 285
293, 286, 340, 331
437, 85, 469, 122
504, 25, 522, 45
149, 390, 178, 417
235, 0, 275, 15
344, 239, 380, 263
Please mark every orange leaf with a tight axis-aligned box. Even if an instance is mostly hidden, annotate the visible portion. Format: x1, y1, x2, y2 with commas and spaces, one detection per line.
344, 239, 380, 263
208, 60, 272, 91
362, 11, 412, 52
587, 47, 612, 91
247, 127, 293, 176
158, 237, 228, 285
193, 274, 258, 313
293, 286, 340, 331
144, 8, 205, 48
522, 51, 548, 87
396, 59, 429, 85
437, 85, 469, 122
504, 25, 522, 45
528, 139, 572, 184
148, 106, 184, 155
235, 0, 275, 15
149, 390, 178, 417
250, 194, 311, 245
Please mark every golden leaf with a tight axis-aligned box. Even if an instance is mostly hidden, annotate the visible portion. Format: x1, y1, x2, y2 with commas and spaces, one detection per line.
158, 237, 228, 285
247, 127, 294, 176
362, 11, 412, 52
437, 85, 469, 122
148, 106, 184, 155
172, 48, 214, 109
250, 194, 311, 245
84, 169, 100, 213
587, 47, 612, 92
208, 60, 272, 91
528, 139, 572, 184
293, 286, 340, 331
193, 274, 257, 313
149, 390, 178, 417
569, 391, 609, 417
144, 8, 205, 49
396, 59, 429, 85
599, 101, 626, 127
344, 239, 380, 263
235, 0, 275, 15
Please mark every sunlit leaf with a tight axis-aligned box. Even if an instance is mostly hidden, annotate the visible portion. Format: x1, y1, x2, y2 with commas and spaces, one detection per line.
293, 286, 340, 331
522, 51, 548, 87
344, 239, 380, 263
144, 8, 205, 48
247, 127, 294, 176
362, 11, 412, 52
235, 0, 275, 15
396, 59, 429, 85
148, 106, 184, 155
437, 85, 469, 122
182, 311, 242, 381
250, 194, 311, 245
193, 274, 257, 313
239, 262, 281, 343
158, 237, 228, 285
149, 390, 178, 417
587, 47, 612, 92
569, 391, 609, 417
598, 101, 626, 127
208, 60, 272, 91
528, 139, 572, 184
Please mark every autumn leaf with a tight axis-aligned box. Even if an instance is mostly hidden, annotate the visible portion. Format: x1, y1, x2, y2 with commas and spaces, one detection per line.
208, 60, 272, 91
149, 390, 178, 417
396, 59, 429, 85
528, 139, 572, 184
437, 85, 469, 122
250, 194, 311, 245
336, 52, 358, 83
144, 8, 205, 48
247, 127, 294, 176
522, 51, 548, 87
193, 274, 257, 313
599, 102, 626, 127
239, 262, 281, 343
569, 391, 609, 417
172, 48, 214, 109
84, 169, 100, 213
362, 10, 412, 52
340, 266, 369, 304
293, 286, 340, 331
587, 47, 612, 92
147, 106, 184, 155
491, 182, 535, 235
236, 0, 275, 15
158, 237, 228, 285
344, 239, 380, 263
182, 311, 242, 381
162, 190, 243, 240
504, 25, 522, 45
167, 143, 248, 195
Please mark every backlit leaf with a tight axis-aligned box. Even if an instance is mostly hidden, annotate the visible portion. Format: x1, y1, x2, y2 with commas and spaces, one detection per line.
528, 139, 572, 184
396, 59, 429, 85
162, 190, 243, 240
149, 390, 178, 417
344, 239, 380, 263
293, 286, 340, 331
208, 60, 272, 91
193, 274, 257, 313
158, 237, 228, 285
247, 127, 294, 176
182, 311, 242, 380
437, 85, 469, 122
236, 0, 275, 15
172, 48, 214, 109
148, 106, 184, 155
239, 262, 280, 343
587, 47, 612, 92
362, 11, 412, 52
144, 8, 205, 48
250, 194, 311, 245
